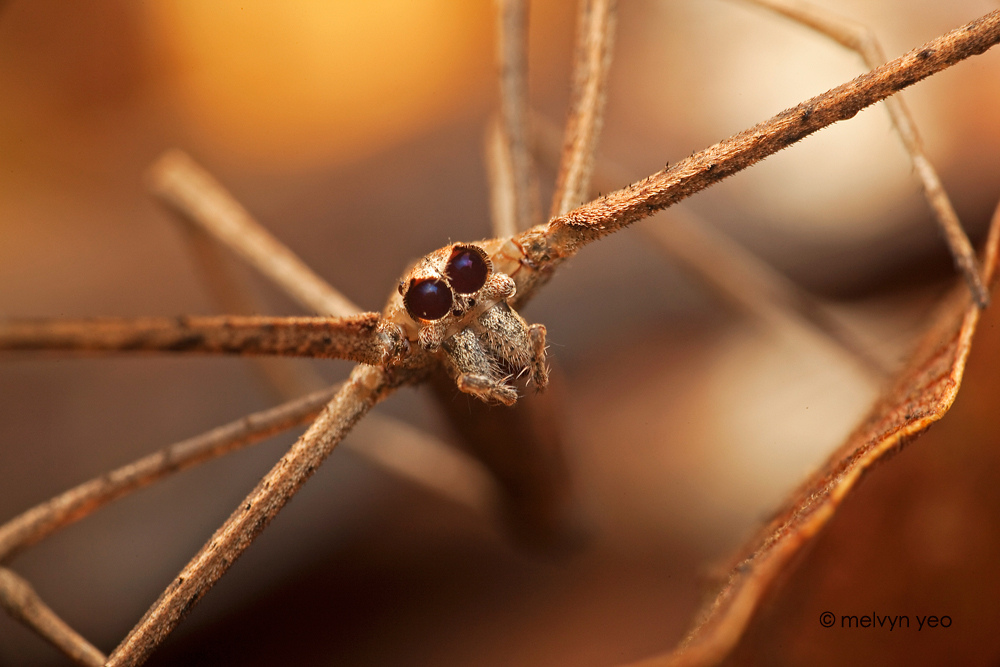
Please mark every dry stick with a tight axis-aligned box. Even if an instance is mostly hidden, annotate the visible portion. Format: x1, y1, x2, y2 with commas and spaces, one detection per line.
0, 568, 107, 667
0, 315, 398, 366
492, 0, 540, 236
739, 0, 989, 307
148, 150, 362, 318
527, 10, 1000, 271
550, 0, 617, 218
106, 364, 395, 667
0, 384, 340, 563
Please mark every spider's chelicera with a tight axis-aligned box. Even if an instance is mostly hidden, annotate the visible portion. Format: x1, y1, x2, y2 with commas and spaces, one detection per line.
388, 241, 548, 406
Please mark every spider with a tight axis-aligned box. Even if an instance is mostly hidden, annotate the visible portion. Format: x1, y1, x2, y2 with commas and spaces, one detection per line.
1, 1, 999, 665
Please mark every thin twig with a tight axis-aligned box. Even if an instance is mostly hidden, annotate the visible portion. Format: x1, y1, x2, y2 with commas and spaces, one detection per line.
491, 0, 540, 235
0, 568, 107, 667
519, 10, 1000, 274
738, 0, 989, 306
550, 0, 617, 218
0, 315, 402, 366
0, 385, 340, 563
105, 364, 397, 667
148, 150, 363, 317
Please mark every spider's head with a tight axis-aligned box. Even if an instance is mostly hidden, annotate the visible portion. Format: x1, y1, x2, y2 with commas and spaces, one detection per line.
387, 242, 516, 353
399, 243, 492, 322
384, 240, 546, 405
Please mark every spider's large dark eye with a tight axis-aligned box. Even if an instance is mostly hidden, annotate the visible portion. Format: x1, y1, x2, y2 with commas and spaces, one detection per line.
404, 278, 452, 320
445, 245, 490, 294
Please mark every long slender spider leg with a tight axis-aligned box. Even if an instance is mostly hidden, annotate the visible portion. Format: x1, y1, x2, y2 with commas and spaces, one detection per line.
0, 568, 106, 667
487, 0, 539, 239
177, 217, 332, 399
0, 314, 406, 366
550, 0, 617, 218
148, 150, 363, 318
105, 364, 396, 667
535, 114, 894, 377
0, 385, 339, 563
0, 385, 340, 665
486, 118, 521, 239
737, 0, 989, 308
642, 210, 896, 377
515, 11, 1000, 290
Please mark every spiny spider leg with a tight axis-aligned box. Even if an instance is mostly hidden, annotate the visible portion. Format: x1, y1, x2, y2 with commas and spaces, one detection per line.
507, 13, 1000, 308
149, 150, 363, 318
551, 0, 617, 218
0, 568, 106, 667
0, 314, 405, 366
489, 0, 540, 238
737, 0, 988, 307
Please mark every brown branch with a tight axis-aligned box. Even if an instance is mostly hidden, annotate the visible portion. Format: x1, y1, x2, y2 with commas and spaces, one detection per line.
0, 568, 107, 667
148, 150, 363, 317
526, 10, 1000, 266
550, 0, 617, 218
0, 314, 404, 366
106, 364, 397, 667
0, 384, 340, 563
491, 0, 540, 235
740, 0, 989, 305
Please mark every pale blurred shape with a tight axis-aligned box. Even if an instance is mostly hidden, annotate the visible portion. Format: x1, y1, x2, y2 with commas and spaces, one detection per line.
145, 1, 492, 168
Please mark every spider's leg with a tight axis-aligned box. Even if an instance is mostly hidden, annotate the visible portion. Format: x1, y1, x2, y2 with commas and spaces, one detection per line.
0, 314, 407, 367
528, 323, 549, 389
550, 0, 617, 219
738, 0, 987, 307
149, 150, 364, 317
513, 14, 1000, 300
443, 327, 518, 406
486, 0, 540, 239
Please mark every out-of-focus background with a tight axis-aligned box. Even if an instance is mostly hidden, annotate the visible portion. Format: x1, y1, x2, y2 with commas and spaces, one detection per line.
2, 1, 1000, 665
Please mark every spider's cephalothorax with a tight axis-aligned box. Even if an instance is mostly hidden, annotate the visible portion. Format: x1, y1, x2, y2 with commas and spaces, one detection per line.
386, 242, 548, 406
